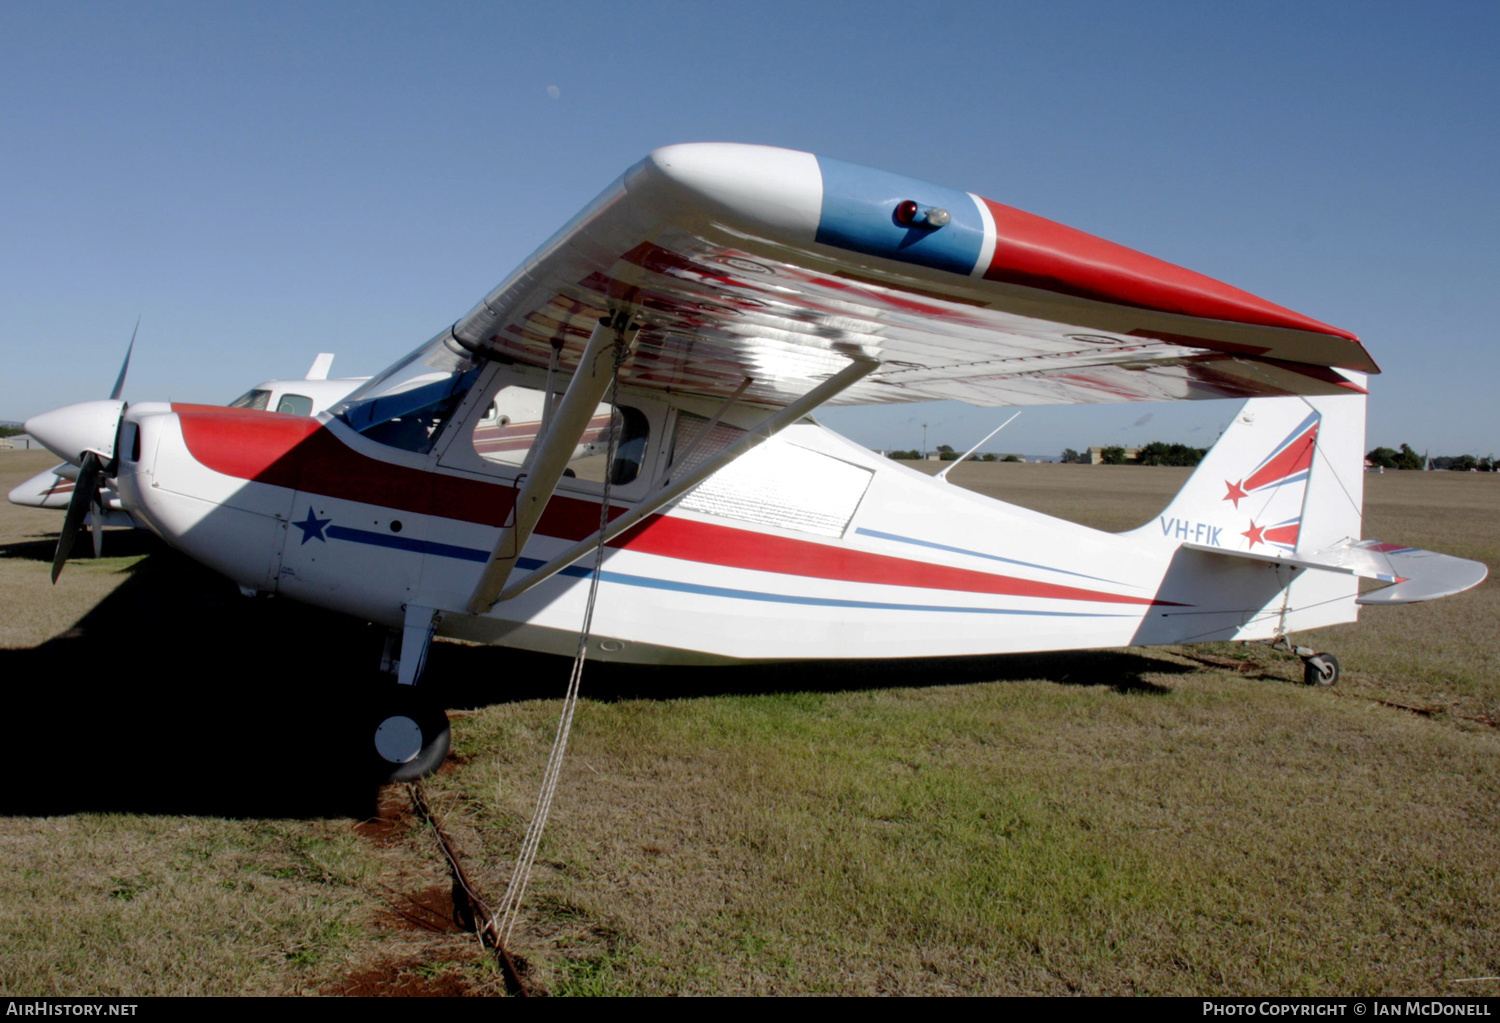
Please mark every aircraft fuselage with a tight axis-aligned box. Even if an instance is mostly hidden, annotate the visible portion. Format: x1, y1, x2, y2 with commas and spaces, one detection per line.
114, 359, 1362, 666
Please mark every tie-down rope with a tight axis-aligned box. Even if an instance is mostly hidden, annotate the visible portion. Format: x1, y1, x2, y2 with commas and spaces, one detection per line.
491, 331, 631, 947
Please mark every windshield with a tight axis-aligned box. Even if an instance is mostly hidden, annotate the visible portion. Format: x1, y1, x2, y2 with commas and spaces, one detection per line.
228, 388, 272, 411
331, 333, 482, 453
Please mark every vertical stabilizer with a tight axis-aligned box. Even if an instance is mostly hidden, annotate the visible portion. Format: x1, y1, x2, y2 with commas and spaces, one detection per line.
1130, 375, 1368, 636
306, 353, 335, 381
1131, 378, 1366, 557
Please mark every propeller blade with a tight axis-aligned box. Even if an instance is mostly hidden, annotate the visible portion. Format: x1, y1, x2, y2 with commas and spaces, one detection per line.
109, 317, 139, 401
52, 452, 103, 584
90, 497, 104, 558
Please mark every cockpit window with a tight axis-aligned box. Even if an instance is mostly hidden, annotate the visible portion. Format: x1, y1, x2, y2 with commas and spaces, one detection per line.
275, 393, 314, 416
332, 334, 481, 454
471, 383, 649, 485
228, 388, 272, 411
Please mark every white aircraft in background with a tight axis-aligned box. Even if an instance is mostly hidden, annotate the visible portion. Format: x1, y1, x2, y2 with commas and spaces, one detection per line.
9, 348, 366, 549
29, 144, 1486, 783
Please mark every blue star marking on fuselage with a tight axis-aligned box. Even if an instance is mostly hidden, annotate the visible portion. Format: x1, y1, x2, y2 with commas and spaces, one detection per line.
293, 506, 332, 544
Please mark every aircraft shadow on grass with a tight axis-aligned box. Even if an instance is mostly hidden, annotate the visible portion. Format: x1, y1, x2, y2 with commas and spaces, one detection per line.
0, 537, 1192, 819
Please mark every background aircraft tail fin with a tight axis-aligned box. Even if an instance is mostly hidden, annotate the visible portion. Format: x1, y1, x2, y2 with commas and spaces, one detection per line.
306, 353, 335, 380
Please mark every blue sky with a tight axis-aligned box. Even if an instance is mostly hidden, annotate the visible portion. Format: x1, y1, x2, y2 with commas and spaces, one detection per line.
2, 1, 1496, 456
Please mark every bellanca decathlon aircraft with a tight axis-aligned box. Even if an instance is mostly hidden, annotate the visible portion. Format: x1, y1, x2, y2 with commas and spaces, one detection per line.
32, 144, 1487, 781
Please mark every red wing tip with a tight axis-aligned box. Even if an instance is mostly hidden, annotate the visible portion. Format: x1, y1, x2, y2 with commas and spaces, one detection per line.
980, 199, 1364, 345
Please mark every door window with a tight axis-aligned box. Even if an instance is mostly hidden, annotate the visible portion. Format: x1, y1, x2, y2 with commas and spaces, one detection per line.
470, 384, 649, 485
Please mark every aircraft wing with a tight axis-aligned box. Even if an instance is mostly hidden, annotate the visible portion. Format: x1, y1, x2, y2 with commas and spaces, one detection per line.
451, 144, 1376, 410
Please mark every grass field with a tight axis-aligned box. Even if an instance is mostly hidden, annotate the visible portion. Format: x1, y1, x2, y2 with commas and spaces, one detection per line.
1, 448, 1495, 996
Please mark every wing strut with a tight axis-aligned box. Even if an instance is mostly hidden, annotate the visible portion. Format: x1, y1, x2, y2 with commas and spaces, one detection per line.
466, 312, 640, 614
488, 356, 878, 606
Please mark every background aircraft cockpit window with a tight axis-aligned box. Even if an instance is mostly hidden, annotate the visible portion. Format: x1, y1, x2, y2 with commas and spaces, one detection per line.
228, 388, 272, 411
332, 334, 481, 454
275, 393, 314, 416
471, 384, 648, 485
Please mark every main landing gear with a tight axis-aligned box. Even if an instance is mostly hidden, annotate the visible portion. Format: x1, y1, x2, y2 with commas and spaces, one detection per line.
370, 685, 451, 783
1267, 637, 1341, 687
369, 604, 451, 784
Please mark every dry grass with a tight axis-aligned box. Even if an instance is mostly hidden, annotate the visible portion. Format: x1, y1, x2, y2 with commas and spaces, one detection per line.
1, 449, 1495, 996
426, 651, 1499, 995
0, 451, 498, 997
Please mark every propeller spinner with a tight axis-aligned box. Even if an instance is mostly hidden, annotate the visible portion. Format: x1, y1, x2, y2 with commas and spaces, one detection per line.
31, 321, 137, 581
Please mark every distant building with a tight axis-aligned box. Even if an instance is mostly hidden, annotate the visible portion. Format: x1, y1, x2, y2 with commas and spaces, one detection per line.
1086, 446, 1141, 465
0, 433, 39, 450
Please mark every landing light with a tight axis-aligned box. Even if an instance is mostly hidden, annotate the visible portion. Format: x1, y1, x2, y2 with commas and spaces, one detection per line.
894, 200, 951, 228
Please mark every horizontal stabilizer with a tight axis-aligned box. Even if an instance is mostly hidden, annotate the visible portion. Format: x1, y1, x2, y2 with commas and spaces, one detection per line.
7, 464, 78, 510
1182, 539, 1487, 605
1345, 542, 1489, 604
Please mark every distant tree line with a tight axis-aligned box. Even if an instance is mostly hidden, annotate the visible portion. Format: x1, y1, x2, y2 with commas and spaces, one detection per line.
879, 440, 1493, 471
0, 425, 23, 438
1136, 442, 1208, 466
886, 445, 1003, 462
1367, 445, 1425, 470
1059, 442, 1207, 466
1367, 445, 1496, 471
1434, 455, 1494, 471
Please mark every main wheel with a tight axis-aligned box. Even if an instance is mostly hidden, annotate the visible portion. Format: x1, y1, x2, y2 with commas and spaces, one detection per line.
369, 687, 451, 783
1303, 654, 1340, 687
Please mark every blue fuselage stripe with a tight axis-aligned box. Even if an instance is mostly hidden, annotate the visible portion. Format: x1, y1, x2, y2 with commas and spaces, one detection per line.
326, 525, 488, 562
322, 525, 1125, 618
854, 526, 1132, 586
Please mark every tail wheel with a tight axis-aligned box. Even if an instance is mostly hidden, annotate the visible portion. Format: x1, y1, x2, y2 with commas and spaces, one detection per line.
370, 687, 450, 783
1303, 654, 1340, 687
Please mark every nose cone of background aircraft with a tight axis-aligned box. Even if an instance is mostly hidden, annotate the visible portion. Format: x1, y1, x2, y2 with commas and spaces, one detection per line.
25, 399, 126, 466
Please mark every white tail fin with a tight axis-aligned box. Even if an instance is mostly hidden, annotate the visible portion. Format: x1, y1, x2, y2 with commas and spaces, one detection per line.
1129, 372, 1482, 639
1130, 374, 1369, 637
1132, 377, 1367, 557
305, 353, 335, 380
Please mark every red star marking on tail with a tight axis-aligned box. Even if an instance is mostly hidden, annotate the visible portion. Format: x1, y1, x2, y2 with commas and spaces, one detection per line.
1223, 479, 1248, 508
1242, 521, 1265, 548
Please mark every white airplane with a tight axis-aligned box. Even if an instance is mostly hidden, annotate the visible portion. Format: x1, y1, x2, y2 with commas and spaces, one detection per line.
30, 144, 1487, 782
10, 351, 367, 549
